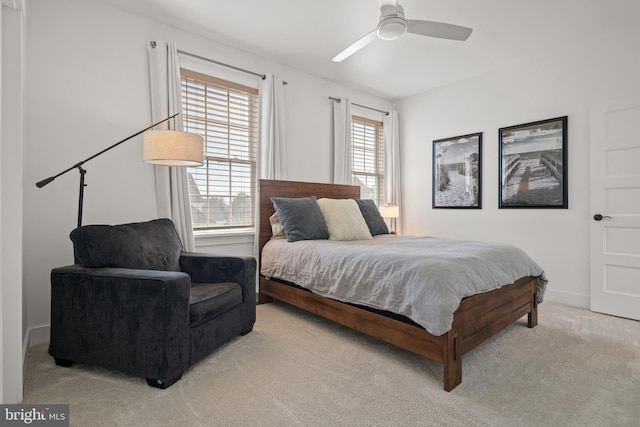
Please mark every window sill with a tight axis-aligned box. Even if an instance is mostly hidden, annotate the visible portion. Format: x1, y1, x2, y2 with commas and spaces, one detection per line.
194, 228, 255, 250
194, 228, 254, 238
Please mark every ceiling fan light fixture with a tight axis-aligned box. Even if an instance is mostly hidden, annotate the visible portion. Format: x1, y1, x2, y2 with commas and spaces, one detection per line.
332, 1, 472, 62
377, 17, 407, 40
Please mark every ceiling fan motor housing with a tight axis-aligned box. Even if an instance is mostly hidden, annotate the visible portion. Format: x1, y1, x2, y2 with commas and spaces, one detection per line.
377, 4, 407, 40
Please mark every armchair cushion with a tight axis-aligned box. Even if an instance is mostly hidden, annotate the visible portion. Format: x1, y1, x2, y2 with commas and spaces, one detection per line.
189, 282, 242, 327
70, 218, 182, 271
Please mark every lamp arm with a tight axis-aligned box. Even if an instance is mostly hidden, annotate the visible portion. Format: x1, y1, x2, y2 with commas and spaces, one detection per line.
35, 113, 179, 188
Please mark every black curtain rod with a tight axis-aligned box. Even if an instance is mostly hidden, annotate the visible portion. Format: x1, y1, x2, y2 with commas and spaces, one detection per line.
176, 48, 288, 85
329, 96, 389, 116
176, 48, 266, 80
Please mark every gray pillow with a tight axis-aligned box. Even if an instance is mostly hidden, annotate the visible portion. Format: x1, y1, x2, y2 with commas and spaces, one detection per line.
355, 199, 389, 236
270, 196, 329, 242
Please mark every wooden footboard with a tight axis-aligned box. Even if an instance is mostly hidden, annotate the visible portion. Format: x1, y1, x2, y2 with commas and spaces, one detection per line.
258, 179, 539, 391
260, 275, 537, 391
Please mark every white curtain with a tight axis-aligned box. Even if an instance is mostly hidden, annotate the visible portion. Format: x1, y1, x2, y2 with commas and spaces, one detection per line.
255, 73, 287, 266
332, 98, 352, 185
147, 40, 196, 251
384, 110, 402, 234
258, 73, 288, 180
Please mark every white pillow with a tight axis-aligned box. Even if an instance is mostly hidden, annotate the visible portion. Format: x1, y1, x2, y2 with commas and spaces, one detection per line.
316, 198, 372, 241
269, 213, 286, 239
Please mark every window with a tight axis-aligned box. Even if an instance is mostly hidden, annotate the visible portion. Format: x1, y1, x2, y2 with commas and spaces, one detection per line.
351, 115, 385, 204
181, 69, 258, 230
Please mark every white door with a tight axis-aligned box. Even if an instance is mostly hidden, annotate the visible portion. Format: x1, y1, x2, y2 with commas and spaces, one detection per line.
590, 95, 640, 320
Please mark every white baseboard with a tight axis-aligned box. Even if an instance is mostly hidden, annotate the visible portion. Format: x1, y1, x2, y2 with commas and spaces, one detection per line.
544, 289, 590, 309
24, 324, 50, 356
22, 324, 49, 380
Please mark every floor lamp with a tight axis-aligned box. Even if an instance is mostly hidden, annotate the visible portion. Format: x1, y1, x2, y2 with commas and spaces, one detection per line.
36, 113, 204, 228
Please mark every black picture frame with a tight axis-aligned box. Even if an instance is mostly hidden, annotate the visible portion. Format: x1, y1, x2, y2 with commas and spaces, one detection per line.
499, 116, 568, 208
432, 132, 482, 209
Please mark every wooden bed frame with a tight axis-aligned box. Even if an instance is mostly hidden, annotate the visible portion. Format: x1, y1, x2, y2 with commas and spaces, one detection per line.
258, 179, 538, 391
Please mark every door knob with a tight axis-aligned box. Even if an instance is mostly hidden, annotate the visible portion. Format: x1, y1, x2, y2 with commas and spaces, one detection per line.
593, 214, 611, 221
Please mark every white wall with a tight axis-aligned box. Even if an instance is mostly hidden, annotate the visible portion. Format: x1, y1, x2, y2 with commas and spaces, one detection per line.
395, 24, 640, 308
27, 0, 636, 357
2, 0, 25, 404
23, 0, 391, 345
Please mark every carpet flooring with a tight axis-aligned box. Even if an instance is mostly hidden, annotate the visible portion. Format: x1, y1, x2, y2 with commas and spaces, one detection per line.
23, 301, 640, 426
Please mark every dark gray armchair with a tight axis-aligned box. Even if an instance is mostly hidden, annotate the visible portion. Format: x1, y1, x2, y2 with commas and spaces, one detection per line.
48, 218, 256, 389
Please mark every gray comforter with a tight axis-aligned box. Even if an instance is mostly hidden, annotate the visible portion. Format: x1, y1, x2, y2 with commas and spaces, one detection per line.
261, 235, 547, 336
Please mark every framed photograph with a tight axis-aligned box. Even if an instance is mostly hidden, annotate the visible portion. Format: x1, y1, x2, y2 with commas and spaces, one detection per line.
499, 116, 568, 208
432, 132, 482, 208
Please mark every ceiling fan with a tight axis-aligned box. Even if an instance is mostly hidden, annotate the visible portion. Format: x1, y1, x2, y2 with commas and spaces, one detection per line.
332, 0, 473, 62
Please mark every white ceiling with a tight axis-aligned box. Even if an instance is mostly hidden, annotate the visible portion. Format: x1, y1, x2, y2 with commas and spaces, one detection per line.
97, 0, 639, 101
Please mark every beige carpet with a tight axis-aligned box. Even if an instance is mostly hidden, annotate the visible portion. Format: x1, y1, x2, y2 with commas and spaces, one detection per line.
24, 301, 640, 426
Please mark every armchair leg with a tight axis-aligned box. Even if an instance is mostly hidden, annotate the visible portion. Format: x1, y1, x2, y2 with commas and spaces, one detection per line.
54, 357, 74, 368
240, 327, 253, 336
146, 371, 183, 389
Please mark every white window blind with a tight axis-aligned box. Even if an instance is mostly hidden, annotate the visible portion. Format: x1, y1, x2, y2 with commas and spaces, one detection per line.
352, 115, 385, 204
180, 68, 258, 230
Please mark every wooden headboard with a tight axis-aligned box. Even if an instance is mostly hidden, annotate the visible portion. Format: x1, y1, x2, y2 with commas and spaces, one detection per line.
258, 179, 361, 260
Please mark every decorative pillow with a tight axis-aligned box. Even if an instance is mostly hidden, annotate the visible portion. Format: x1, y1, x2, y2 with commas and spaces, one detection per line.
316, 198, 373, 241
70, 218, 183, 271
270, 196, 329, 242
269, 213, 286, 239
355, 199, 389, 236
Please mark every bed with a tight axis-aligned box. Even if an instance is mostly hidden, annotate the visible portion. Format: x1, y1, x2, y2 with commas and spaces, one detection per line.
258, 179, 546, 391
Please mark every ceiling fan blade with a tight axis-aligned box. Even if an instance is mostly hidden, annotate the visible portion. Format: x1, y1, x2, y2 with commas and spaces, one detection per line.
332, 29, 379, 62
406, 19, 473, 41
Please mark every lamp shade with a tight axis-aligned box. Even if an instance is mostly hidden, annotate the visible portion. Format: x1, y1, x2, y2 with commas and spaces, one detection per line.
143, 130, 204, 166
379, 204, 399, 219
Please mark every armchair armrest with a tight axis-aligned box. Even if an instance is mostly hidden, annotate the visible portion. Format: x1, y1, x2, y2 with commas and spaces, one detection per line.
49, 265, 191, 381
180, 253, 256, 290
